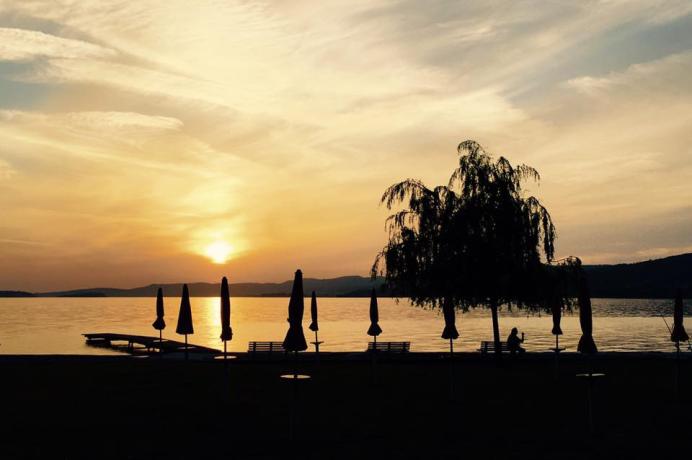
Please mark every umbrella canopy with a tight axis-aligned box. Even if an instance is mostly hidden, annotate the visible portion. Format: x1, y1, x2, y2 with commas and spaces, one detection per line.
175, 284, 194, 335
282, 269, 308, 352
152, 287, 166, 330
309, 290, 319, 332
671, 289, 689, 343
441, 300, 459, 340
551, 298, 563, 336
577, 275, 597, 354
220, 276, 233, 341
551, 306, 563, 336
367, 288, 382, 337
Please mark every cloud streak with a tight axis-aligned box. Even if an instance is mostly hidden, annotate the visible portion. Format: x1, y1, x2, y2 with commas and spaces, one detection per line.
0, 27, 115, 61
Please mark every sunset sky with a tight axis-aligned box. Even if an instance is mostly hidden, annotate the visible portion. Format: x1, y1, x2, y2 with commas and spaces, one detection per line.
1, 1, 691, 291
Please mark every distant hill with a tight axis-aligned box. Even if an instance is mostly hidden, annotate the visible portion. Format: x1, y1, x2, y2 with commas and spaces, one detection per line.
583, 253, 692, 298
0, 291, 36, 297
32, 276, 386, 298
2, 253, 691, 298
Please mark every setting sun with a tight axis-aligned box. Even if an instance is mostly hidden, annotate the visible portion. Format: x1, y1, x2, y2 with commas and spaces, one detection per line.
205, 241, 234, 264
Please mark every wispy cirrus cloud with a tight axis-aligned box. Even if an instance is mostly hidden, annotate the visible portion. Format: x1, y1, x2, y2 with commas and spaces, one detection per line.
0, 27, 115, 61
566, 51, 692, 96
0, 109, 182, 130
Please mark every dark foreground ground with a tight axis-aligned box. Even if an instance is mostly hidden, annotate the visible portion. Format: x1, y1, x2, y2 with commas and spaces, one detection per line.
1, 352, 690, 459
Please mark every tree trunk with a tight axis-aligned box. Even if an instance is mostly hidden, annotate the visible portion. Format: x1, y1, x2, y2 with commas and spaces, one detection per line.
491, 301, 501, 358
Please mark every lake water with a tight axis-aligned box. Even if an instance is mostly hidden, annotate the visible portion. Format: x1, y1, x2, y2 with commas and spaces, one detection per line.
0, 297, 690, 354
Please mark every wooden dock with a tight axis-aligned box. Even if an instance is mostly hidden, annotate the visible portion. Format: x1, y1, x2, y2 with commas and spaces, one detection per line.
83, 333, 221, 357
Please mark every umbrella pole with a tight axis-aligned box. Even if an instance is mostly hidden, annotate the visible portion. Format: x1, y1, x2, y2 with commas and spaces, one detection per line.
557, 335, 561, 379
586, 354, 597, 434
185, 334, 188, 360
224, 340, 228, 373
372, 335, 378, 385
449, 338, 455, 401
222, 340, 229, 403
586, 373, 594, 434
289, 350, 298, 442
159, 329, 163, 358
676, 340, 680, 398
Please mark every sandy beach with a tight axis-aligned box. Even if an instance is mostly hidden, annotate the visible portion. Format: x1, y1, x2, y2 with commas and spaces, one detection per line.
1, 352, 690, 459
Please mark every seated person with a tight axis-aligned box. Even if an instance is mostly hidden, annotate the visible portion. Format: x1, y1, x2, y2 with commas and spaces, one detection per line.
507, 327, 525, 354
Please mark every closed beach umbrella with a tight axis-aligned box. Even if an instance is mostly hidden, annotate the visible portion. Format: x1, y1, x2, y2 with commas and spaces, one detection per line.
577, 275, 597, 354
152, 287, 166, 331
671, 289, 689, 344
309, 291, 322, 354
152, 287, 166, 355
176, 284, 194, 358
441, 301, 459, 341
367, 288, 382, 340
548, 268, 564, 337
220, 277, 233, 357
442, 300, 459, 356
441, 299, 459, 398
309, 291, 318, 333
550, 293, 565, 379
551, 303, 563, 336
551, 290, 564, 352
282, 269, 308, 352
367, 288, 383, 384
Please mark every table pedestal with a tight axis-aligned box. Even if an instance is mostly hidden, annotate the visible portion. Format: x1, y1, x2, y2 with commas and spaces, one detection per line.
281, 374, 311, 441
576, 372, 605, 433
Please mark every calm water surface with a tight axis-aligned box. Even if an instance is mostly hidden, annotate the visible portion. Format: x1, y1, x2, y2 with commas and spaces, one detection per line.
0, 297, 690, 354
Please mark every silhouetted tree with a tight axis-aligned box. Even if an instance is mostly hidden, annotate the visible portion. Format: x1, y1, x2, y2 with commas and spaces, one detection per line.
373, 140, 567, 355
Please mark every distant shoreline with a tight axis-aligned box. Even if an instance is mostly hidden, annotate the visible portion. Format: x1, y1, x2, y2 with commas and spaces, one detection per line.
0, 293, 688, 300
2, 252, 691, 299
0, 292, 384, 298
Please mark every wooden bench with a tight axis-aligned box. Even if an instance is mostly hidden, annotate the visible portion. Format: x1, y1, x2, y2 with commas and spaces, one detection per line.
247, 341, 287, 358
478, 341, 510, 354
367, 341, 410, 353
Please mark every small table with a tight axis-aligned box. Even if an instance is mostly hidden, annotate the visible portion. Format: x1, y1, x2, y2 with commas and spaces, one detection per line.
280, 374, 311, 380
213, 355, 237, 361
550, 347, 567, 353
576, 373, 605, 379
